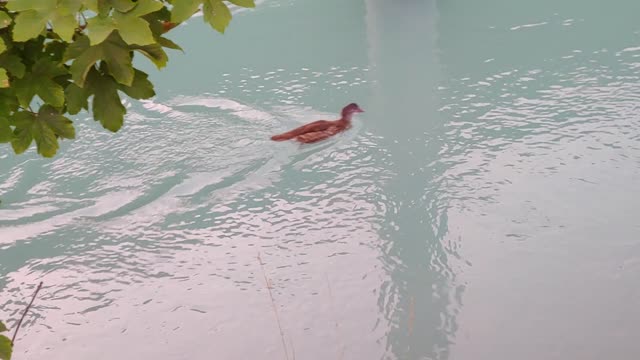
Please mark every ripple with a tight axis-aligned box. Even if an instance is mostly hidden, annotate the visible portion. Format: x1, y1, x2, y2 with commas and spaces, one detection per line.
0, 85, 385, 358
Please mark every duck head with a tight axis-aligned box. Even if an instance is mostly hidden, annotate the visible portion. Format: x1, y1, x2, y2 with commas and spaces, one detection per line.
341, 103, 365, 119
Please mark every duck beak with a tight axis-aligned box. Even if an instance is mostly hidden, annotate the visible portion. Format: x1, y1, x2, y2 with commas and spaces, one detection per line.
356, 108, 365, 113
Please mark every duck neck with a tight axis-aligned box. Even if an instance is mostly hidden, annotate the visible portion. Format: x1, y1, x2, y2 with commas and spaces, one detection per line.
340, 113, 353, 122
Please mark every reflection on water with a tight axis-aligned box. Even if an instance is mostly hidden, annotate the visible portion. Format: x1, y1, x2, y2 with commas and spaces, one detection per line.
2, 0, 640, 359
436, 1, 640, 359
366, 0, 462, 359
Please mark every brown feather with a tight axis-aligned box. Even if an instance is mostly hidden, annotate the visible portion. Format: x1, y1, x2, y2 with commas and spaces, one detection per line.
271, 103, 363, 143
271, 120, 334, 141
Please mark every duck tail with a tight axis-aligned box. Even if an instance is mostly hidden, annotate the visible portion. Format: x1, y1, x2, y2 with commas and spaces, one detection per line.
270, 131, 295, 141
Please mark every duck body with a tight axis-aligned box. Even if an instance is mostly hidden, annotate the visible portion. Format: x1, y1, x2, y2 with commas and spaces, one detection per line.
271, 103, 364, 144
271, 119, 351, 144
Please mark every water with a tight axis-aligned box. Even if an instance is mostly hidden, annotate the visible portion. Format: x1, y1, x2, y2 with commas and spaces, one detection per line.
1, 0, 640, 359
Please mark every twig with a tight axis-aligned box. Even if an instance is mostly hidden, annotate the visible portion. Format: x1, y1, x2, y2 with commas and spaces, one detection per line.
257, 253, 289, 360
79, 11, 87, 25
11, 281, 43, 345
289, 334, 296, 360
76, 12, 86, 31
325, 274, 345, 360
408, 296, 415, 337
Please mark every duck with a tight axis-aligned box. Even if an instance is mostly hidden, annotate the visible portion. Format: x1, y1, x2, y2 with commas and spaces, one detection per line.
271, 103, 364, 144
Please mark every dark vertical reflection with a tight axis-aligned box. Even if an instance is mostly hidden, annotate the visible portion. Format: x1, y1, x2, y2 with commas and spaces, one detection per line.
365, 1, 461, 359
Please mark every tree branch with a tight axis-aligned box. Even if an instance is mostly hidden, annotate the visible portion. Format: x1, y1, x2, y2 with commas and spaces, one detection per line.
11, 282, 43, 346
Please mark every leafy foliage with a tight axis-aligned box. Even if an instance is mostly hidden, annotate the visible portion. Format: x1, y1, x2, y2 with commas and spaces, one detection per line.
0, 0, 256, 157
0, 321, 10, 360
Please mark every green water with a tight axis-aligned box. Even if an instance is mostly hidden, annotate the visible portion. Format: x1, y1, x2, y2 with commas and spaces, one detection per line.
2, 0, 640, 359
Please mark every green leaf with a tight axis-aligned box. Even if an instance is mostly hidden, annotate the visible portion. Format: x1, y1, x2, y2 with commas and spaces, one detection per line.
0, 69, 7, 88
11, 10, 47, 42
130, 43, 168, 68
8, 0, 79, 42
157, 36, 183, 51
9, 111, 34, 127
97, 0, 111, 16
145, 9, 183, 51
22, 36, 46, 61
110, 0, 137, 12
38, 105, 75, 139
0, 12, 12, 29
11, 112, 35, 154
127, 0, 164, 17
171, 0, 201, 24
0, 54, 26, 78
0, 39, 6, 55
32, 115, 59, 157
0, 334, 12, 360
100, 0, 164, 16
228, 0, 255, 7
45, 41, 69, 61
0, 322, 7, 333
83, 0, 99, 13
9, 107, 75, 157
86, 68, 126, 131
112, 14, 155, 45
143, 5, 172, 25
60, 0, 85, 12
65, 83, 90, 114
118, 69, 155, 99
86, 16, 117, 45
6, 0, 47, 12
87, 0, 162, 46
12, 58, 67, 108
65, 33, 134, 86
0, 91, 18, 116
51, 12, 77, 42
0, 118, 10, 143
13, 80, 42, 108
63, 34, 90, 60
147, 5, 173, 22
36, 57, 67, 77
203, 0, 231, 33
37, 12, 75, 40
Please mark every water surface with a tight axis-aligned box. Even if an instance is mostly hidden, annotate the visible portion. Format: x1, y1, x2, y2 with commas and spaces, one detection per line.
1, 0, 640, 359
